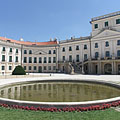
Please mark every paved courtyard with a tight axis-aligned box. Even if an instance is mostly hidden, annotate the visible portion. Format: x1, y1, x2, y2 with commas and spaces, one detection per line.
0, 73, 120, 84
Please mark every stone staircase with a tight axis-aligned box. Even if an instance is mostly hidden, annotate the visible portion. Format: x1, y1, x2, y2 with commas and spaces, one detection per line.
71, 62, 82, 74
68, 62, 74, 74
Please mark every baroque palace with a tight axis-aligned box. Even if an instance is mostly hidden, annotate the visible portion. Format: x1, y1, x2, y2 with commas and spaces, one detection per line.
1, 11, 120, 75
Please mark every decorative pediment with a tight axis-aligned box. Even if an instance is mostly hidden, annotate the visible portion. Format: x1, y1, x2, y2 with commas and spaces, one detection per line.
33, 50, 48, 55
92, 29, 120, 39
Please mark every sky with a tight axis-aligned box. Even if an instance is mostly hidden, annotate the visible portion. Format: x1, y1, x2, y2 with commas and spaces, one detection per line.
0, 0, 120, 42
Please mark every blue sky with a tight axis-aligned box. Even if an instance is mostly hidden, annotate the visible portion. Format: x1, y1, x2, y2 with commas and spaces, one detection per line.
0, 0, 120, 42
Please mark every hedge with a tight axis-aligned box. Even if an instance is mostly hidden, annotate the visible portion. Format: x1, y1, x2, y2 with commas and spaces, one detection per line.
12, 65, 26, 75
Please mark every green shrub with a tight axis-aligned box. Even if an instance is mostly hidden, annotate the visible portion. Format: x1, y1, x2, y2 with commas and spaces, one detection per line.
12, 65, 26, 75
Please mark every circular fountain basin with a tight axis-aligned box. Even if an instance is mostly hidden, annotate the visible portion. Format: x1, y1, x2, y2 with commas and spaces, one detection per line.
0, 78, 120, 108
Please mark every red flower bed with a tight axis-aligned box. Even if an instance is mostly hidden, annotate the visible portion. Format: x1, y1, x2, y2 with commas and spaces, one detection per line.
0, 101, 120, 112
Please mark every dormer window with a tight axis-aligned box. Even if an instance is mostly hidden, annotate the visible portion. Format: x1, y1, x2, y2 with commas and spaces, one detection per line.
7, 40, 11, 42
105, 21, 108, 27
94, 24, 98, 29
32, 43, 36, 45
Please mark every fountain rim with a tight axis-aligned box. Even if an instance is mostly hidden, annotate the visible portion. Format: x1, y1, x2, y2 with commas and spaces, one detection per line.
0, 77, 120, 107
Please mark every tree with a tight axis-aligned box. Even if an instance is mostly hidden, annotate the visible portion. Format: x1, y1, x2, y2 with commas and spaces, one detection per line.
12, 65, 26, 75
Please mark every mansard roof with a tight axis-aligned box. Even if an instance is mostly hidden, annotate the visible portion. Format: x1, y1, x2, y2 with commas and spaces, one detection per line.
0, 37, 58, 46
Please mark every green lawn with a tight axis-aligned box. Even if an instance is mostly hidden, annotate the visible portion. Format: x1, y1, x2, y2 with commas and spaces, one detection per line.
0, 107, 120, 120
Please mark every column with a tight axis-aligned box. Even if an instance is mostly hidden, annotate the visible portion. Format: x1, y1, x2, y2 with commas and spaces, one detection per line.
112, 62, 114, 74
88, 62, 92, 74
98, 62, 101, 74
113, 61, 116, 74
82, 63, 85, 74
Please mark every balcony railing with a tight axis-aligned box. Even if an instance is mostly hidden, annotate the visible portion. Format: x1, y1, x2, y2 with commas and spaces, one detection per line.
115, 57, 120, 59
83, 59, 88, 62
91, 58, 98, 60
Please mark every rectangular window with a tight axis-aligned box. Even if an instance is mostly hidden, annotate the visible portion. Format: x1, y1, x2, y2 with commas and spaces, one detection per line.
116, 19, 120, 24
84, 45, 87, 49
15, 56, 18, 62
48, 66, 51, 70
76, 45, 79, 50
24, 57, 27, 63
105, 51, 110, 57
1, 66, 5, 70
84, 54, 87, 60
117, 40, 120, 45
63, 66, 65, 71
95, 43, 98, 48
9, 48, 12, 52
49, 50, 51, 54
105, 41, 109, 47
2, 55, 5, 61
105, 21, 108, 27
44, 66, 46, 70
62, 47, 65, 52
16, 49, 18, 53
29, 50, 32, 54
29, 66, 32, 70
34, 57, 37, 63
69, 46, 72, 51
24, 66, 26, 70
34, 66, 37, 70
53, 57, 56, 63
9, 56, 12, 62
24, 50, 27, 54
53, 50, 56, 54
95, 52, 99, 58
2, 47, 5, 51
29, 57, 32, 63
76, 55, 79, 62
48, 57, 51, 63
94, 24, 98, 29
9, 66, 12, 70
63, 56, 65, 61
117, 50, 120, 57
69, 55, 72, 62
53, 66, 56, 70
44, 57, 47, 63
39, 57, 42, 63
